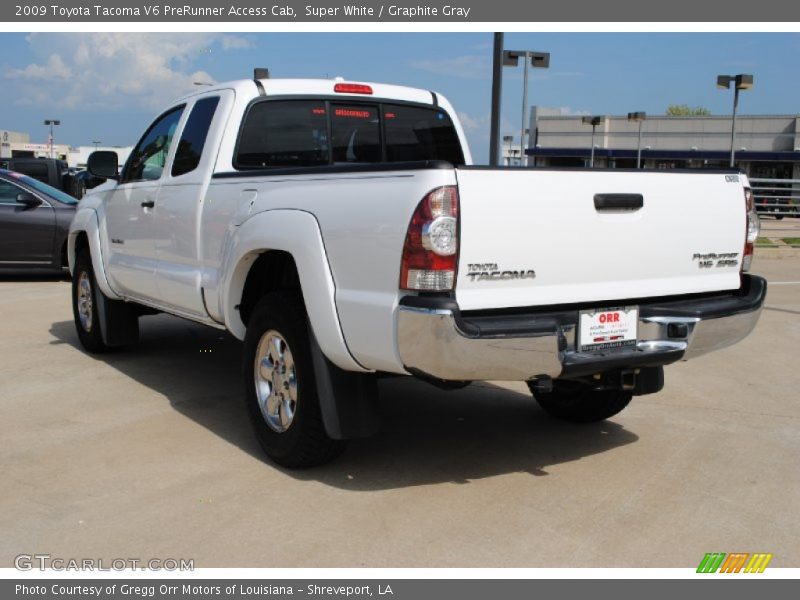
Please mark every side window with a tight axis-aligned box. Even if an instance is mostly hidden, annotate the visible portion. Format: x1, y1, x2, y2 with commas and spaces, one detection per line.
172, 97, 220, 177
122, 106, 184, 183
0, 180, 23, 205
383, 105, 464, 164
236, 101, 329, 168
331, 104, 381, 163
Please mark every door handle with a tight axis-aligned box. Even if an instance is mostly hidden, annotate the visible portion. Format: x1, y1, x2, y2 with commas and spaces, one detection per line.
141, 200, 155, 208
594, 194, 643, 210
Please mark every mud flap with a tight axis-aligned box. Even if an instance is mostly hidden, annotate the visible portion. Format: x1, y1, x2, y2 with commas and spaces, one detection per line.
95, 292, 140, 347
309, 327, 380, 440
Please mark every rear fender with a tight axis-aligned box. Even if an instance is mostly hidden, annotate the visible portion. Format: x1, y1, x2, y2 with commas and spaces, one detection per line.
221, 209, 367, 373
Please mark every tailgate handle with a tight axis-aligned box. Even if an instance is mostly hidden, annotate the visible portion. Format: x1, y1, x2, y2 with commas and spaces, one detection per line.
594, 194, 643, 211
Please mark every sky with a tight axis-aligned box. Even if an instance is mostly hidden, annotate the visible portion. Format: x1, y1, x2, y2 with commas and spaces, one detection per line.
2, 32, 799, 163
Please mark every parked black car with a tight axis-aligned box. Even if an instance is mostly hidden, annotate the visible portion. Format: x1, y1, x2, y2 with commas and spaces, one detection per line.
0, 157, 75, 197
0, 169, 78, 270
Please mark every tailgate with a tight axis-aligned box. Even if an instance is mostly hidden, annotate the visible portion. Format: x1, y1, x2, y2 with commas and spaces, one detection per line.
455, 169, 746, 311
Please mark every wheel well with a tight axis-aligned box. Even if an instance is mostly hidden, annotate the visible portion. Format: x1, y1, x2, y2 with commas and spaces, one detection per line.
73, 232, 89, 261
239, 251, 301, 326
60, 239, 70, 268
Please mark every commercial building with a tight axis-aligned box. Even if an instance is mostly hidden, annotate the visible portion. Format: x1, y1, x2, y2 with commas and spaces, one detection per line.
1, 128, 131, 169
1, 129, 70, 162
522, 109, 800, 181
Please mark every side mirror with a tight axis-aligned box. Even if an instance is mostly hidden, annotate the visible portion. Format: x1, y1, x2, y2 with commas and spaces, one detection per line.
17, 192, 42, 209
87, 151, 119, 180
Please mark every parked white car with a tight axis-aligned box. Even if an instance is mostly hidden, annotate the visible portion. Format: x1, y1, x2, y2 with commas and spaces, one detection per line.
69, 76, 766, 467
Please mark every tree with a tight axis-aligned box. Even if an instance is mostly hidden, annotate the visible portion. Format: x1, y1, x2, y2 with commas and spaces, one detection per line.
666, 104, 711, 116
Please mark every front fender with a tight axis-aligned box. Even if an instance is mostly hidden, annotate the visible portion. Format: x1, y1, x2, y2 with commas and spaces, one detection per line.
220, 209, 368, 373
68, 207, 122, 300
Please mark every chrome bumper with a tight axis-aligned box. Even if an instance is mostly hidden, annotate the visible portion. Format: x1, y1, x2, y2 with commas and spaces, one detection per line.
397, 275, 766, 382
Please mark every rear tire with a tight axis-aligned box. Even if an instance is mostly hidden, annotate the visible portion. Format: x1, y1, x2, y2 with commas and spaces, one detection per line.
243, 292, 346, 468
528, 380, 632, 423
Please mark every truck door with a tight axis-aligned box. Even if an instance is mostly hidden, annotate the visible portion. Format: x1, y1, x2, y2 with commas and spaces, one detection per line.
153, 91, 231, 316
104, 105, 184, 300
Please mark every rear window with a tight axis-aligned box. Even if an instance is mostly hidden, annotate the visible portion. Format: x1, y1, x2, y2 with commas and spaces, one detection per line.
13, 161, 49, 182
235, 100, 463, 169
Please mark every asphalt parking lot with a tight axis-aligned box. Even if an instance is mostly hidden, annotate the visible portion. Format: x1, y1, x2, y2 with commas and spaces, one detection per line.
1, 252, 798, 568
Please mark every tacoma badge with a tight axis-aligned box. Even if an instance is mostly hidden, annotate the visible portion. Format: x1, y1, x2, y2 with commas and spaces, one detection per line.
466, 263, 536, 282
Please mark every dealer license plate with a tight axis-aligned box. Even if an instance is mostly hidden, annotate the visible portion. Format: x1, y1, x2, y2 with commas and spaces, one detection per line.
578, 306, 639, 353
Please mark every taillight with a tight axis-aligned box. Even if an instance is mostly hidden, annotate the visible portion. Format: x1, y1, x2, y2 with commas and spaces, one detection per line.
742, 187, 760, 272
400, 186, 459, 291
333, 83, 373, 95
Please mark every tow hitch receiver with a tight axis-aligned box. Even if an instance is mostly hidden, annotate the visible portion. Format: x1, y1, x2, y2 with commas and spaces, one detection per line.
620, 369, 637, 391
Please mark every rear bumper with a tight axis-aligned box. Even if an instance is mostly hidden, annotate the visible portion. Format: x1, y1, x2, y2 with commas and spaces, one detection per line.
396, 275, 767, 381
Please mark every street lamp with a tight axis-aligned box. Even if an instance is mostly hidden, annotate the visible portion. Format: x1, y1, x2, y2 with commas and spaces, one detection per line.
717, 74, 753, 168
92, 140, 102, 150
582, 116, 602, 167
627, 111, 646, 169
503, 50, 550, 166
44, 119, 60, 159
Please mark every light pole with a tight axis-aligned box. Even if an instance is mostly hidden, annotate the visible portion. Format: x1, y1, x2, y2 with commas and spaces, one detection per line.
582, 116, 602, 167
44, 119, 60, 159
92, 140, 102, 150
627, 111, 646, 168
717, 74, 753, 168
489, 33, 504, 166
503, 50, 550, 166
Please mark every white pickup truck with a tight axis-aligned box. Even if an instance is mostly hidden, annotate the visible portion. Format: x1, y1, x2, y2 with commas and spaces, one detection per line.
69, 76, 766, 467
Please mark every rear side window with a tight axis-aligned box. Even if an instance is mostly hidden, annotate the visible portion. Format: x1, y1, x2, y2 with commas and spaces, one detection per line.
172, 97, 220, 177
384, 105, 464, 164
237, 101, 329, 168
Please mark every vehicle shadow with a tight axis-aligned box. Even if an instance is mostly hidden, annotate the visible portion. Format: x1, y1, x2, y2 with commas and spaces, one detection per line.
0, 270, 70, 282
49, 315, 639, 491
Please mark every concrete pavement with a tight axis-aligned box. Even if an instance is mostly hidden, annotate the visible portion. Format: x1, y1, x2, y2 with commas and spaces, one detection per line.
0, 254, 798, 568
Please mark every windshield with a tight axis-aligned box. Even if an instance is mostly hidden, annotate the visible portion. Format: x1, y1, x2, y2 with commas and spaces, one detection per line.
5, 171, 78, 205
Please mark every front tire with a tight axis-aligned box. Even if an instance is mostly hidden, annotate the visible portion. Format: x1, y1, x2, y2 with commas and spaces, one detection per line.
243, 292, 346, 468
72, 250, 111, 353
528, 380, 632, 423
